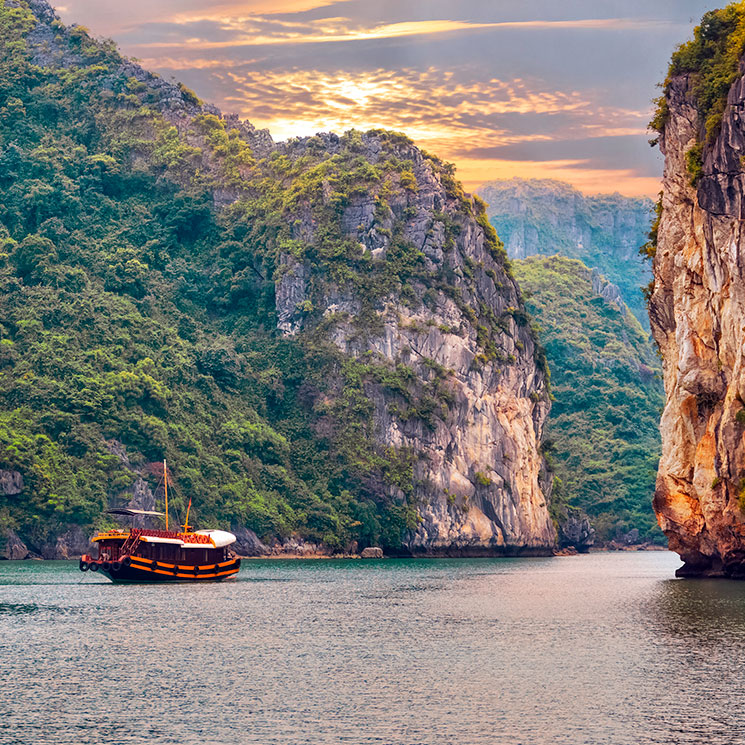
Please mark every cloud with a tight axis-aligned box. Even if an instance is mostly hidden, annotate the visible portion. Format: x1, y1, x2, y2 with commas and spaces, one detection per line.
175, 66, 646, 146
460, 135, 660, 175
56, 0, 710, 196
207, 67, 592, 138
156, 64, 658, 194
53, 0, 345, 35
124, 16, 678, 50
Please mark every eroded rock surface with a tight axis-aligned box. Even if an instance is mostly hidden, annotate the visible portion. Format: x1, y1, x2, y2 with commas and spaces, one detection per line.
0, 530, 28, 560
276, 134, 555, 556
557, 509, 595, 553
651, 72, 745, 576
0, 470, 23, 496
40, 525, 94, 560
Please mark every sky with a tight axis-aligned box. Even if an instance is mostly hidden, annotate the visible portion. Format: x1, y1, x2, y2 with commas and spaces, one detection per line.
53, 1, 718, 197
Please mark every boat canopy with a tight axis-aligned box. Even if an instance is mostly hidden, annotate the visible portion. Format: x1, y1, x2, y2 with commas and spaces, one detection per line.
139, 535, 184, 545
195, 530, 237, 548
107, 508, 165, 517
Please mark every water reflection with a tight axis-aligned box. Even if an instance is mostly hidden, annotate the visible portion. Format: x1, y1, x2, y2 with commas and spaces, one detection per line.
2, 553, 744, 745
646, 578, 745, 641
636, 577, 745, 745
0, 602, 38, 615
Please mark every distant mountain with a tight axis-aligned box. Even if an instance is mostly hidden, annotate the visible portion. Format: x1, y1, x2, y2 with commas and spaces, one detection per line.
476, 179, 654, 328
512, 256, 664, 543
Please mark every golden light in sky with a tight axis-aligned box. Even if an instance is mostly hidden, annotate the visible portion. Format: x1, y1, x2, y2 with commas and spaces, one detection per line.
54, 0, 716, 197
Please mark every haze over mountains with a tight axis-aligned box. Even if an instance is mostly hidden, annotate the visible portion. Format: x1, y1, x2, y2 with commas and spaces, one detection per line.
475, 179, 661, 542
477, 179, 655, 328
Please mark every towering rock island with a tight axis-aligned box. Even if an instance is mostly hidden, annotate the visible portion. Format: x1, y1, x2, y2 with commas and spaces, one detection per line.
0, 0, 554, 557
650, 5, 745, 576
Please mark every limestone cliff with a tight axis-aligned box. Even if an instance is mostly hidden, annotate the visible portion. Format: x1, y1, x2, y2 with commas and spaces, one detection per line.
650, 14, 745, 576
275, 134, 555, 555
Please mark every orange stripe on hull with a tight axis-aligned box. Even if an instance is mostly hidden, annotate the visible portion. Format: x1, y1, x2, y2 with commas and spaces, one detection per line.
128, 557, 239, 578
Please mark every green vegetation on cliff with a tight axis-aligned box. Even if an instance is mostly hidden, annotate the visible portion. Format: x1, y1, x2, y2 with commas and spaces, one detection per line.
651, 3, 745, 144
0, 1, 529, 553
512, 256, 664, 542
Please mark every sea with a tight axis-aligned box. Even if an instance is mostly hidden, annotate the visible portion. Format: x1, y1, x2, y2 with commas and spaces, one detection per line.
1, 551, 743, 745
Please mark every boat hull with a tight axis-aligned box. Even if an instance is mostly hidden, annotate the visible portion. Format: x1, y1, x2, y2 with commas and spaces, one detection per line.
81, 555, 241, 583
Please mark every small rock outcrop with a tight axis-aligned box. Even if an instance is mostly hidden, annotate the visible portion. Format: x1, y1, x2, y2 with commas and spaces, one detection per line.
0, 470, 23, 496
232, 527, 270, 556
589, 268, 625, 312
360, 546, 384, 558
40, 525, 93, 560
557, 509, 595, 553
0, 530, 29, 560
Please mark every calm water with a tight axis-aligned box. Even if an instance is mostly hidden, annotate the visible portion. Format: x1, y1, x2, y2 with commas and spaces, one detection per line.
2, 552, 745, 745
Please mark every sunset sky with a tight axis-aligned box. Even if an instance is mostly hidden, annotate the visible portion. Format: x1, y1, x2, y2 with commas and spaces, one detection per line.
53, 1, 716, 196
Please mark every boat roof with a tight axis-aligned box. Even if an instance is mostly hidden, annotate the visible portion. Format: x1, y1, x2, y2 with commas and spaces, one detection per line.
196, 530, 236, 548
107, 508, 165, 517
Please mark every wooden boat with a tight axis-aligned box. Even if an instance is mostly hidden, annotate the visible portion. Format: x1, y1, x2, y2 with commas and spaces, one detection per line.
79, 461, 241, 583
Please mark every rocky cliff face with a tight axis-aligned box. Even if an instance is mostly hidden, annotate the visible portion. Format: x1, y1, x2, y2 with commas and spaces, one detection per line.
476, 179, 654, 327
276, 134, 555, 555
650, 64, 745, 576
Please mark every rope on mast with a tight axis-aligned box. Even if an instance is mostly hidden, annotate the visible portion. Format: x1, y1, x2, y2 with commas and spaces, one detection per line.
163, 459, 169, 532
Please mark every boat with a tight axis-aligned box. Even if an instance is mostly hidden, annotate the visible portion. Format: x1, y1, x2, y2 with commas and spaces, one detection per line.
79, 461, 241, 582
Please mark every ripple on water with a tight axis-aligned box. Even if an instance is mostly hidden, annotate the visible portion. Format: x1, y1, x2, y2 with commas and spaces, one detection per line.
2, 552, 744, 745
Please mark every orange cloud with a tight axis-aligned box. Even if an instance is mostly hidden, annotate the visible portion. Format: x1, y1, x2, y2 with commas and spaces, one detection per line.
188, 67, 656, 195
204, 67, 641, 143
128, 17, 675, 50
170, 0, 346, 23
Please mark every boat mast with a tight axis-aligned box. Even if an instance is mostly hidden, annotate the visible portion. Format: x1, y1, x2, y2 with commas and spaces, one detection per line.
163, 459, 169, 532
183, 497, 191, 534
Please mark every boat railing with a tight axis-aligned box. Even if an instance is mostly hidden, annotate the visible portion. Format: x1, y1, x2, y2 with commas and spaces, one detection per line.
137, 528, 212, 544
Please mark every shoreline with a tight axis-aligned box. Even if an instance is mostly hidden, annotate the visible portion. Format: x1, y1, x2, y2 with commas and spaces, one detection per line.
236, 544, 671, 560
2, 543, 671, 562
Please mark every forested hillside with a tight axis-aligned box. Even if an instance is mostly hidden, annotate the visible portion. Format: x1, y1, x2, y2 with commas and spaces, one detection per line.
513, 256, 664, 542
0, 0, 554, 557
